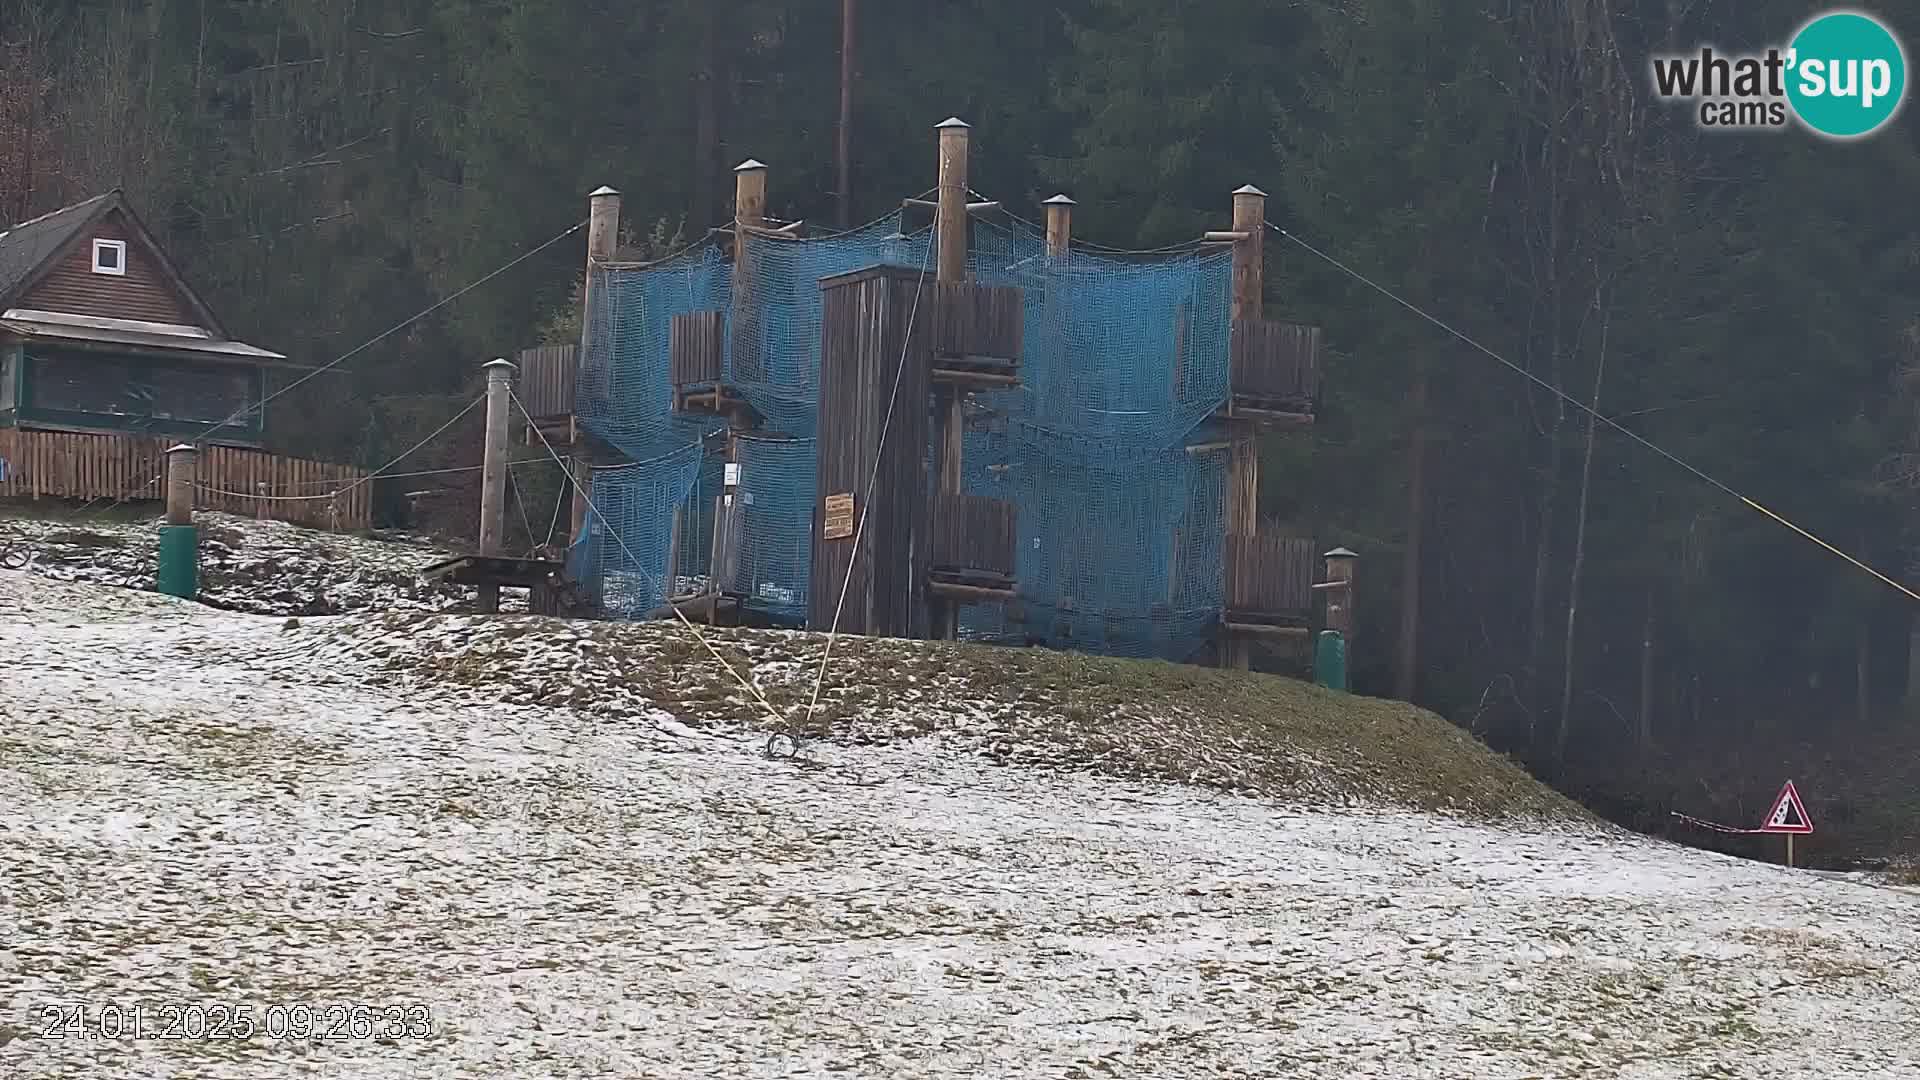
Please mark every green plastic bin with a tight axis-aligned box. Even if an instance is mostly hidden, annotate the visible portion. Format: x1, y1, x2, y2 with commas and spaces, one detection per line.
1313, 629, 1347, 691
157, 524, 199, 599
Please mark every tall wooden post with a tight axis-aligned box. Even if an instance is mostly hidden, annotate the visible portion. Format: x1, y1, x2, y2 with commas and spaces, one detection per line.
931, 118, 970, 640
1323, 546, 1357, 641
837, 0, 857, 229
156, 444, 201, 600
935, 118, 970, 282
1226, 183, 1266, 538
1043, 193, 1074, 258
1222, 184, 1266, 669
573, 186, 621, 546
733, 158, 768, 370
713, 159, 769, 619
165, 444, 197, 526
478, 357, 517, 614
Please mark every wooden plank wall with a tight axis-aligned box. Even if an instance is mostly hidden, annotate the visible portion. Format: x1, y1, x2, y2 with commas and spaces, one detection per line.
669, 310, 726, 387
930, 281, 1024, 365
21, 210, 203, 327
0, 428, 372, 529
930, 492, 1016, 579
1229, 319, 1322, 403
1223, 533, 1315, 616
515, 345, 577, 420
809, 267, 933, 637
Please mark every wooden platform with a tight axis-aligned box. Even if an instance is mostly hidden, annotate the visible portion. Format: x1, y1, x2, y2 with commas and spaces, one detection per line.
421, 553, 567, 589
1220, 610, 1311, 638
645, 590, 741, 623
673, 382, 759, 420
1215, 396, 1315, 428
930, 570, 1017, 603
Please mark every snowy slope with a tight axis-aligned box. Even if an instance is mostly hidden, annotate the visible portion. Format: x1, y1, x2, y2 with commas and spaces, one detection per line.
0, 508, 499, 615
3, 572, 1918, 1079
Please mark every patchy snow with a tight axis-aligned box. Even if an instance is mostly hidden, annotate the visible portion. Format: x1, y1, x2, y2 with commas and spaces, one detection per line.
3, 572, 1919, 1079
0, 508, 520, 616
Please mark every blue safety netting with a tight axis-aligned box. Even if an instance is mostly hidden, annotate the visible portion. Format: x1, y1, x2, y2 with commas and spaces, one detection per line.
574, 206, 1241, 658
566, 441, 705, 618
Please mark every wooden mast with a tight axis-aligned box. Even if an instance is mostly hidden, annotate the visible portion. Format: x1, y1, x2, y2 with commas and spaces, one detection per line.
932, 117, 970, 640
1222, 184, 1266, 670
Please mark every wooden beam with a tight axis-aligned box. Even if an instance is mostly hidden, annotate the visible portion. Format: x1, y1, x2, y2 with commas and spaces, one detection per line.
931, 368, 1020, 387
1218, 403, 1315, 427
903, 197, 1001, 214
1221, 621, 1311, 637
930, 579, 1017, 602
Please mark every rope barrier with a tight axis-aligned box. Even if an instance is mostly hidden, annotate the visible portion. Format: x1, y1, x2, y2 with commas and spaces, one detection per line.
1669, 811, 1769, 836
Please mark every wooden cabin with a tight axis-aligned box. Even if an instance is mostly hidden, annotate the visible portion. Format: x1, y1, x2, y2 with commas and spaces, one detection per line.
0, 190, 292, 445
0, 190, 373, 528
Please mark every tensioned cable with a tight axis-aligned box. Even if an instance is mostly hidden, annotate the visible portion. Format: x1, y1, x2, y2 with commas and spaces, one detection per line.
800, 238, 937, 733
1271, 221, 1920, 604
512, 389, 790, 729
71, 219, 587, 519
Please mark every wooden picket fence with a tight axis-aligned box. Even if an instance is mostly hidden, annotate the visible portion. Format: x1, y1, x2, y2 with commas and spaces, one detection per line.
0, 428, 372, 530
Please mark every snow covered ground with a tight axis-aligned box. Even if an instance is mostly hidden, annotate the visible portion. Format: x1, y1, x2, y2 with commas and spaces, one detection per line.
0, 508, 499, 616
3, 571, 1919, 1079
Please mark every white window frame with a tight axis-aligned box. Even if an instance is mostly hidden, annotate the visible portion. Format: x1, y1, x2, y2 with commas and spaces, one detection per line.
91, 238, 128, 277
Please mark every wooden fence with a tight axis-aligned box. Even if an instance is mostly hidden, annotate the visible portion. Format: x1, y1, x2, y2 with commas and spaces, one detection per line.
0, 428, 372, 529
1223, 532, 1315, 616
1229, 319, 1321, 405
931, 492, 1017, 580
516, 344, 577, 421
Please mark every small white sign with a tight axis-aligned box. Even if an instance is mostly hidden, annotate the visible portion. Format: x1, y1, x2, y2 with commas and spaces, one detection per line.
724, 462, 741, 487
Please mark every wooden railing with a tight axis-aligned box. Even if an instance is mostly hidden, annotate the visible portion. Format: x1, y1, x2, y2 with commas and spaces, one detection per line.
1229, 319, 1321, 406
669, 310, 726, 387
0, 428, 372, 529
931, 282, 1023, 368
516, 345, 576, 421
1223, 532, 1314, 615
931, 492, 1017, 580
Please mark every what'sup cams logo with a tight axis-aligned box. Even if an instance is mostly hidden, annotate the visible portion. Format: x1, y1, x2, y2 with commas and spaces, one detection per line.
1651, 9, 1907, 138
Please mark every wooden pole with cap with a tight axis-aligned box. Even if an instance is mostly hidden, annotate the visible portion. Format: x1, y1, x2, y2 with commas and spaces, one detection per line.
1221, 183, 1266, 669
477, 356, 517, 614
572, 185, 621, 549
932, 117, 970, 640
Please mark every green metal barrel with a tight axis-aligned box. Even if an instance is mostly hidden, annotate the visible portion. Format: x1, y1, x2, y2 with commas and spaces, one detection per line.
156, 524, 199, 599
1313, 629, 1347, 691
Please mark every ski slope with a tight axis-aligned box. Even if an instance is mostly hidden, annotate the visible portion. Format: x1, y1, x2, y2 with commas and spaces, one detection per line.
2, 572, 1916, 1079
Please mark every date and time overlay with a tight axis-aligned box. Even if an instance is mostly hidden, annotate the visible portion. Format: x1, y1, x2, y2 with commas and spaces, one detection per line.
32, 1001, 434, 1043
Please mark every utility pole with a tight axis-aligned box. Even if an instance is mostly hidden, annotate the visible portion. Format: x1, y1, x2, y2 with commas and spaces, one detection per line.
838, 0, 857, 229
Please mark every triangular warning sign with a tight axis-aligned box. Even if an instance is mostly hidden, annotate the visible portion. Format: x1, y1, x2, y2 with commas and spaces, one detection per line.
1758, 780, 1813, 835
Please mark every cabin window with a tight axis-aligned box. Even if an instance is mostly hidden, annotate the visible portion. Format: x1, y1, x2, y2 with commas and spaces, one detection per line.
25, 349, 258, 430
91, 238, 127, 277
0, 349, 15, 411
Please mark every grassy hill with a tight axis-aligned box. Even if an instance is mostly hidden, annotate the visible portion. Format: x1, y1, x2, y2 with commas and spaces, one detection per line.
308, 607, 1589, 823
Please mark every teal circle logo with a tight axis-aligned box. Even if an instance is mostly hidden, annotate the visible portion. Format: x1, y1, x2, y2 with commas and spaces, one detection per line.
1785, 10, 1907, 138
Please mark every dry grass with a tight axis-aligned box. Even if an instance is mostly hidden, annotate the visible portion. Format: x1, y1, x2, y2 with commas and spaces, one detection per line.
309, 610, 1589, 824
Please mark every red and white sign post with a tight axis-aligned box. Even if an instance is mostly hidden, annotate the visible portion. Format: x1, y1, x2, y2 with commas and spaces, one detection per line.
1756, 780, 1814, 867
